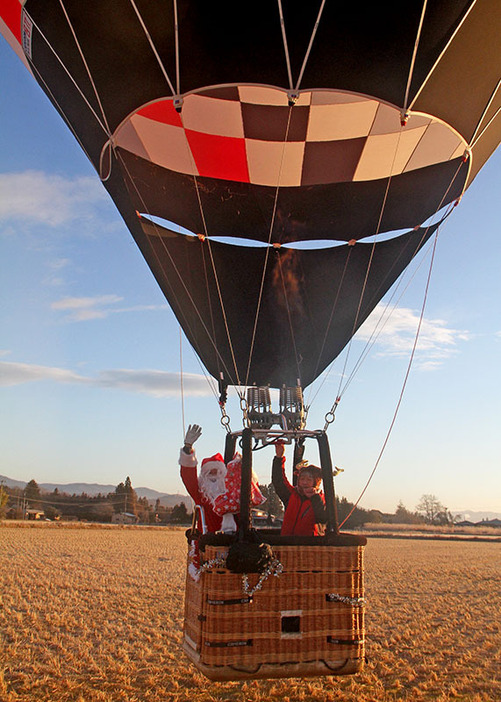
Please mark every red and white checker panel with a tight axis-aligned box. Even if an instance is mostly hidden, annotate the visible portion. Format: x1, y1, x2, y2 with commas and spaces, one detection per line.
114, 86, 466, 187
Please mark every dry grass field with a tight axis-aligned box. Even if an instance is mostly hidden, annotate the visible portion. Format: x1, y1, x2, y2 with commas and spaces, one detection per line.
0, 523, 499, 702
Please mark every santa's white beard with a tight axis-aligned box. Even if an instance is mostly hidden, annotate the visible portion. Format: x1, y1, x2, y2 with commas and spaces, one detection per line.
199, 472, 226, 505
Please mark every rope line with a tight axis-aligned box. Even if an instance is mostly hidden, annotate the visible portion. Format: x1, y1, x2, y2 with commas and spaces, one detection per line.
115, 151, 240, 387
277, 0, 294, 91
402, 0, 428, 116
58, 0, 112, 136
128, 0, 176, 95
339, 225, 441, 529
244, 106, 295, 388
295, 0, 327, 91
309, 244, 355, 395
276, 250, 302, 382
334, 128, 406, 404
25, 11, 109, 138
179, 326, 186, 437
173, 0, 180, 95
409, 0, 478, 111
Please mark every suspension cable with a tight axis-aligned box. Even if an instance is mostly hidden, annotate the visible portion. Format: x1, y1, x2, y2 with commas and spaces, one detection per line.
25, 11, 108, 138
179, 326, 186, 436
58, 0, 112, 136
402, 0, 428, 119
116, 152, 240, 386
339, 224, 441, 528
244, 106, 295, 388
327, 129, 406, 419
191, 179, 245, 392
295, 0, 327, 91
409, 1, 478, 111
128, 0, 176, 95
277, 0, 294, 91
275, 248, 302, 382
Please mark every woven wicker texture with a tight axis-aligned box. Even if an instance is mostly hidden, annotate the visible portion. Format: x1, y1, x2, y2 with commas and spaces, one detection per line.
183, 542, 365, 679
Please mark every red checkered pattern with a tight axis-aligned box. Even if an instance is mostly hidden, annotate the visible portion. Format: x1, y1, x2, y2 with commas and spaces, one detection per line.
116, 86, 465, 187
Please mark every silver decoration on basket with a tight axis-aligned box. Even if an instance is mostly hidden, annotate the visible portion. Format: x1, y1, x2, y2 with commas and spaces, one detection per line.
191, 547, 284, 595
328, 593, 366, 607
242, 558, 284, 597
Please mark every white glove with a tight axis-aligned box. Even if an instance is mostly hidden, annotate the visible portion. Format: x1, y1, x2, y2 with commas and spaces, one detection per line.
184, 424, 202, 448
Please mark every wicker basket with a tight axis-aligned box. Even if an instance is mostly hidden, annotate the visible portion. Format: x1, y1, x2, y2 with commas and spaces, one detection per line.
183, 540, 365, 680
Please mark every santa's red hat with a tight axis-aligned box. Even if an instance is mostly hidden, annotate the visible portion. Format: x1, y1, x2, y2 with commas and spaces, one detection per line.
200, 453, 225, 476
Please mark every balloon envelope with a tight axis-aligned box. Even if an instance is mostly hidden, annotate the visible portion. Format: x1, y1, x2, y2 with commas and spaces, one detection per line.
1, 0, 499, 387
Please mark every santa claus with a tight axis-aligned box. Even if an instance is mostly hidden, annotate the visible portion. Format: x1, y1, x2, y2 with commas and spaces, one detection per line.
179, 424, 264, 533
179, 424, 227, 532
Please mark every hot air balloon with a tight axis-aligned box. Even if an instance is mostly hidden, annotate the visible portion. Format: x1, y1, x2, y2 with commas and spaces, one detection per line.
1, 0, 499, 681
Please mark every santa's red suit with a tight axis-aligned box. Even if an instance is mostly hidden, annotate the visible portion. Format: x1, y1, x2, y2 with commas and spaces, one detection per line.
179, 449, 225, 533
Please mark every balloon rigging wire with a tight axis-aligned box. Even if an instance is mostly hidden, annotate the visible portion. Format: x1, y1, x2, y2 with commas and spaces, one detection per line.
294, 0, 327, 91
408, 0, 478, 112
331, 128, 406, 410
139, 10, 245, 394
102, 12, 246, 398
339, 226, 441, 528
306, 225, 432, 412
339, 182, 462, 399
128, 1, 235, 410
173, 0, 181, 95
338, 157, 468, 526
179, 327, 186, 438
25, 11, 109, 140
54, 0, 240, 407
244, 106, 295, 389
277, 0, 294, 90
115, 152, 241, 389
307, 244, 355, 401
470, 94, 501, 149
22, 59, 95, 171
340, 218, 451, 399
191, 180, 245, 394
402, 0, 428, 116
275, 251, 302, 384
57, 0, 112, 137
128, 0, 177, 96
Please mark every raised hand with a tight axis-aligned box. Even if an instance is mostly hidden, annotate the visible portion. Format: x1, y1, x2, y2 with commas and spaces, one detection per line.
184, 424, 202, 447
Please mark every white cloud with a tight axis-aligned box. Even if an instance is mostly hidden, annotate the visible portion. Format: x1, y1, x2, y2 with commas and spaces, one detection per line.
0, 171, 108, 227
43, 258, 72, 287
96, 370, 210, 398
51, 295, 167, 322
51, 295, 124, 321
356, 304, 470, 367
0, 361, 211, 398
0, 361, 85, 387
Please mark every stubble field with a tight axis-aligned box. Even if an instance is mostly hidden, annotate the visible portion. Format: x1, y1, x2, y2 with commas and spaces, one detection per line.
0, 523, 499, 702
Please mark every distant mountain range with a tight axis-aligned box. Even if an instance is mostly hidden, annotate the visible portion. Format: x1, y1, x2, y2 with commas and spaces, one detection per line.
1, 474, 499, 521
0, 474, 191, 510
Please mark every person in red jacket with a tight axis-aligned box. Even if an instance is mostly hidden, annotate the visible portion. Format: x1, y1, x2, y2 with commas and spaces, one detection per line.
272, 442, 327, 536
179, 424, 226, 533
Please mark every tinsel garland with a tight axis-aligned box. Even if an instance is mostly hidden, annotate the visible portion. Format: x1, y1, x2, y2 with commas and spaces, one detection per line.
189, 547, 284, 596
242, 558, 284, 596
327, 593, 366, 607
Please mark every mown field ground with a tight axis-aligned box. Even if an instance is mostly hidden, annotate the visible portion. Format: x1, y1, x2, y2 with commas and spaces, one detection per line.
0, 523, 499, 702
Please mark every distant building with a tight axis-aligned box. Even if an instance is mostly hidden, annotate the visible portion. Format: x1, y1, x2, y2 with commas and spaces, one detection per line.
112, 512, 139, 525
25, 509, 45, 521
481, 518, 501, 527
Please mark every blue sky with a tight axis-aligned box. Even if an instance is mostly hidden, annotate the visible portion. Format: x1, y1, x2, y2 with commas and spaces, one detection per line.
1, 38, 500, 517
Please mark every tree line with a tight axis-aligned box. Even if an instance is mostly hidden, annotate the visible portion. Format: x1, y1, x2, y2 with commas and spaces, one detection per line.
0, 477, 457, 528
